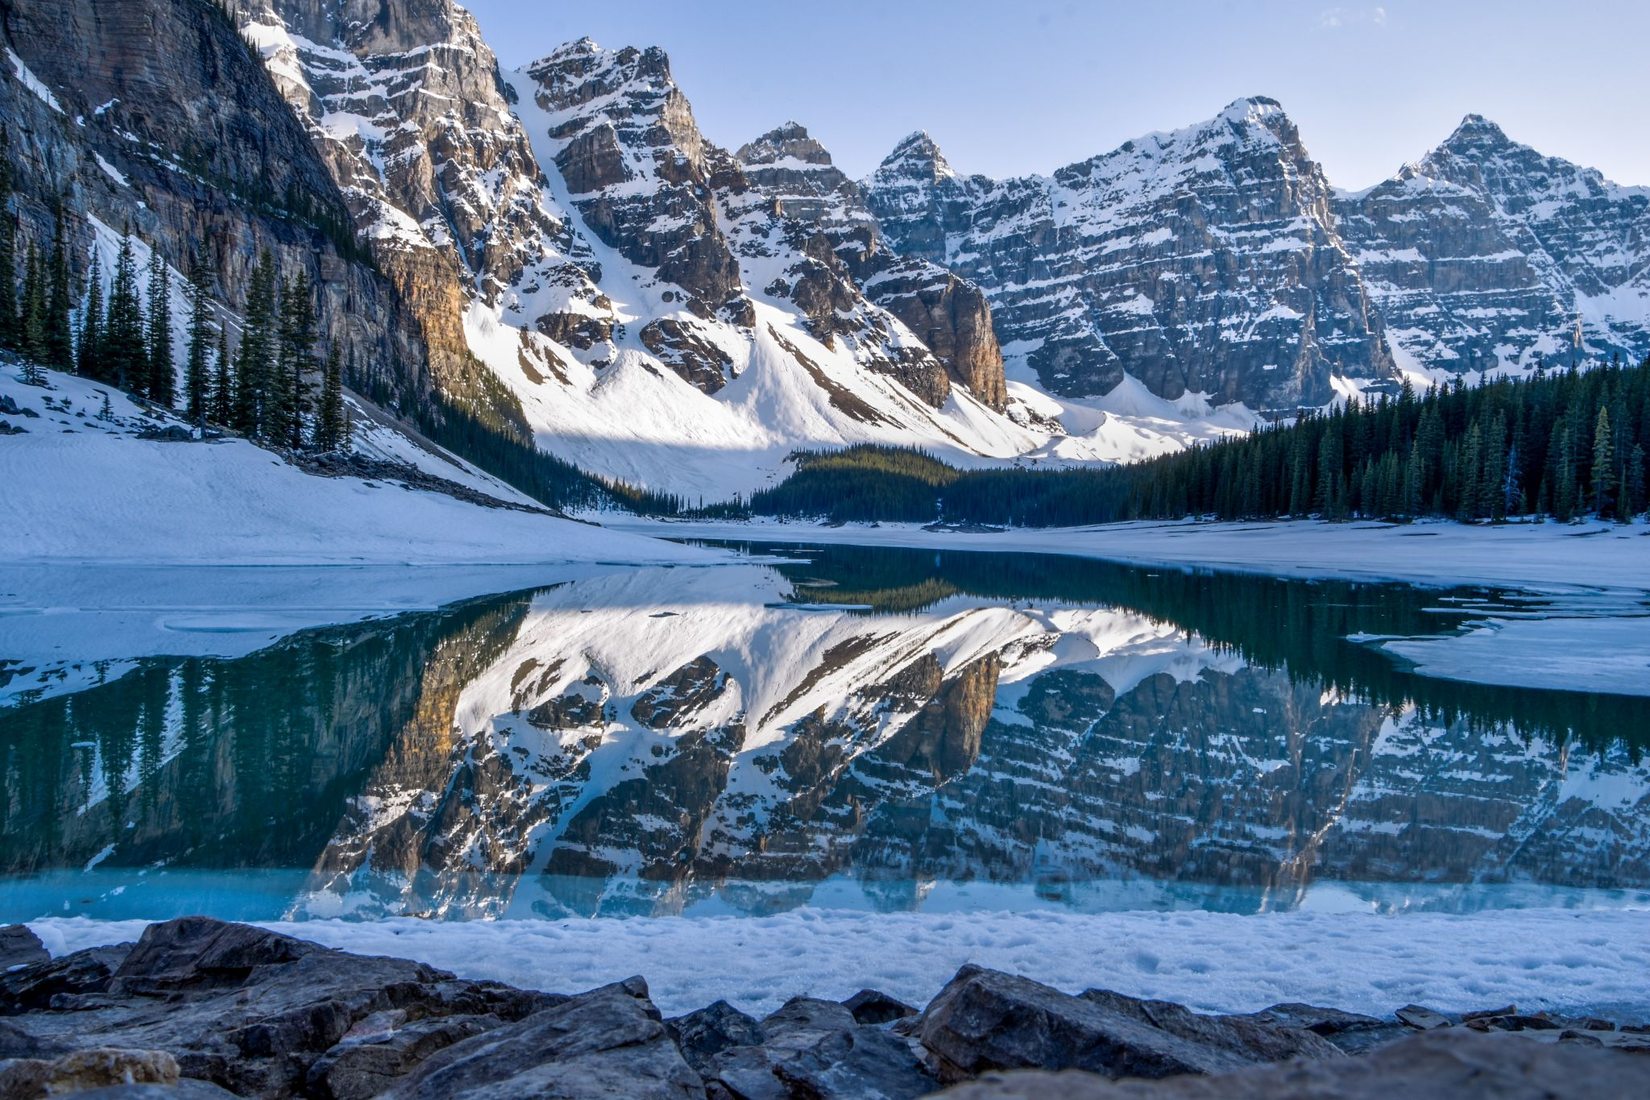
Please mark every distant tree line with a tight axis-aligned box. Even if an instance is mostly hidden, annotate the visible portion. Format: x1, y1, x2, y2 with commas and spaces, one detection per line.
726, 356, 1650, 527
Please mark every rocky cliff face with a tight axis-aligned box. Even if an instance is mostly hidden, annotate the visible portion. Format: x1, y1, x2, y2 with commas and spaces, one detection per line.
736, 123, 1009, 410
234, 0, 604, 425
0, 0, 432, 414
1337, 115, 1650, 373
866, 99, 1396, 410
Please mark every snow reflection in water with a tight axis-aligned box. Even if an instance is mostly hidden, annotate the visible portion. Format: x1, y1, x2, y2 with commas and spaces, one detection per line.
2, 544, 1647, 922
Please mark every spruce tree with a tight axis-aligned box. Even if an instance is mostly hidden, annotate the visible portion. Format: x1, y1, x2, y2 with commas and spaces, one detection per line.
1591, 406, 1615, 516
312, 343, 347, 452
77, 250, 103, 378
104, 232, 146, 392
145, 251, 175, 407
1627, 443, 1648, 518
20, 242, 47, 364
270, 272, 315, 449
44, 207, 73, 370
233, 252, 277, 437
211, 330, 233, 426
0, 131, 18, 353
184, 257, 212, 424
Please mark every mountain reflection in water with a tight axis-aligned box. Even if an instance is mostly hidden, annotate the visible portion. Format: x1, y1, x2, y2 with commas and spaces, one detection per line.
2, 544, 1646, 922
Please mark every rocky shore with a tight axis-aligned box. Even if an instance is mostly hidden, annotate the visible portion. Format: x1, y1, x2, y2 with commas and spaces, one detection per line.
0, 918, 1645, 1098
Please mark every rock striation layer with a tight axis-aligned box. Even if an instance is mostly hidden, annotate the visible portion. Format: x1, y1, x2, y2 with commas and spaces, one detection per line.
865, 100, 1395, 411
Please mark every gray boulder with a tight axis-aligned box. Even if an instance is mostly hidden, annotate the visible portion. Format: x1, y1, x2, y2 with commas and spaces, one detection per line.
701, 995, 935, 1099
917, 967, 1251, 1083
378, 975, 704, 1099
2, 917, 549, 1097
932, 1028, 1650, 1098
843, 989, 919, 1026
665, 1000, 765, 1080
1077, 988, 1344, 1062
0, 926, 48, 972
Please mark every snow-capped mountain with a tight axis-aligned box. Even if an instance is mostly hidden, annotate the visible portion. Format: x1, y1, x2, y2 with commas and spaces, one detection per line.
1336, 115, 1650, 374
864, 98, 1396, 412
734, 122, 1011, 413
7, 0, 1649, 502
226, 7, 1047, 500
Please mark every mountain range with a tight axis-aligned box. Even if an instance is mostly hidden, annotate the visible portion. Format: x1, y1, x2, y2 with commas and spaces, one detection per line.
3, 0, 1647, 500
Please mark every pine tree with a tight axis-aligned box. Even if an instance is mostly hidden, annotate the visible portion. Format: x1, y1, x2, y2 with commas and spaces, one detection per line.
20, 242, 47, 364
1626, 443, 1648, 518
1552, 425, 1578, 521
1591, 406, 1615, 516
44, 206, 73, 370
104, 232, 147, 392
233, 252, 277, 437
312, 343, 348, 452
144, 250, 176, 407
211, 330, 233, 427
77, 250, 104, 378
0, 128, 16, 352
269, 272, 315, 449
1456, 421, 1484, 520
184, 257, 212, 424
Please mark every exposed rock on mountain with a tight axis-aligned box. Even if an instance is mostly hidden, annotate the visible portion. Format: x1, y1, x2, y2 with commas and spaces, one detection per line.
522, 40, 741, 314
1337, 114, 1650, 374
235, 0, 599, 426
737, 122, 1009, 410
865, 99, 1396, 411
0, 0, 431, 414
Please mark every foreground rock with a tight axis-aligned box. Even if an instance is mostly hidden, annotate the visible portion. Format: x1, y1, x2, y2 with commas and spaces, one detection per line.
1, 922, 1644, 1099
936, 1028, 1650, 1098
916, 966, 1332, 1083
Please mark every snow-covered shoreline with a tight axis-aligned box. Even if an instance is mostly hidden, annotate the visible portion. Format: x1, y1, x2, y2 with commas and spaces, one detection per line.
610, 517, 1650, 698
607, 515, 1650, 596
28, 906, 1650, 1020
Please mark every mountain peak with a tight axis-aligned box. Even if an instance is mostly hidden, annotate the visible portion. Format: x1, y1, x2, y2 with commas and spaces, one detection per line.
1221, 94, 1285, 118
1213, 95, 1297, 141
1443, 113, 1511, 149
876, 130, 957, 184
737, 122, 834, 167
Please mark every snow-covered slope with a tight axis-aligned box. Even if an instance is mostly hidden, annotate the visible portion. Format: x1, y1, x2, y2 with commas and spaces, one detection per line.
0, 363, 691, 567
1337, 115, 1650, 377
230, 6, 1056, 500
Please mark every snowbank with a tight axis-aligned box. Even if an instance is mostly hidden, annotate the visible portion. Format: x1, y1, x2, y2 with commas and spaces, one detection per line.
30, 905, 1650, 1020
609, 517, 1650, 595
0, 367, 704, 568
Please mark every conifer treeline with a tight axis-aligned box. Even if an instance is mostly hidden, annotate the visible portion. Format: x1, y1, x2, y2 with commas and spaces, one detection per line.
1, 152, 351, 452
734, 358, 1650, 527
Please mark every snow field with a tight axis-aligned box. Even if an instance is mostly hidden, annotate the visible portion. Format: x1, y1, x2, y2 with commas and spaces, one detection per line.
30, 905, 1650, 1020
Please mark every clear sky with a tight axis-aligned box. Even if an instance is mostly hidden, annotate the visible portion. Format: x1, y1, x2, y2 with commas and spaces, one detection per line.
462, 1, 1650, 190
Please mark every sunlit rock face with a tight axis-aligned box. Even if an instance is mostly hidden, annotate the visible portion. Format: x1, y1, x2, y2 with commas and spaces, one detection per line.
1336, 115, 1650, 374
864, 100, 1396, 411
736, 123, 1009, 410
237, 0, 603, 413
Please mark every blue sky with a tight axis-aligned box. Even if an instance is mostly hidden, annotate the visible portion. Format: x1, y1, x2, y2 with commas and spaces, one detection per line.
463, 1, 1650, 190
